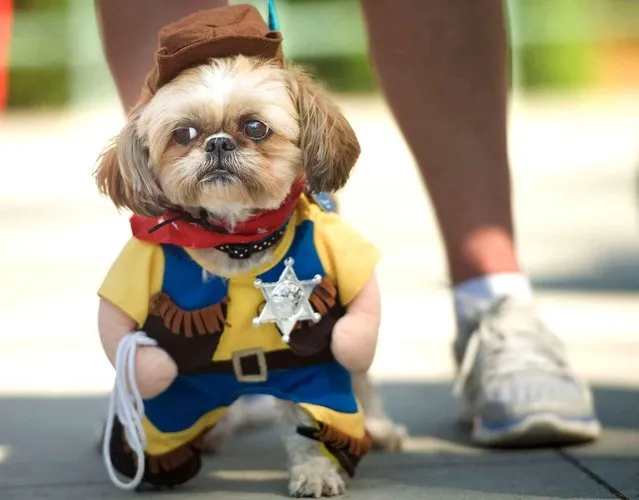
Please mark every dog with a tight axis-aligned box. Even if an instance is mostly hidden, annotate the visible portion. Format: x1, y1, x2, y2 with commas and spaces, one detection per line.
95, 6, 404, 497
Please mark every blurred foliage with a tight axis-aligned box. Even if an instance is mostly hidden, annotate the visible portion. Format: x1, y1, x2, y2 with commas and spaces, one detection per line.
292, 55, 376, 93
8, 66, 70, 107
511, 0, 595, 90
274, 0, 375, 92
8, 0, 71, 108
14, 0, 67, 12
288, 0, 597, 92
6, 0, 639, 108
519, 43, 594, 90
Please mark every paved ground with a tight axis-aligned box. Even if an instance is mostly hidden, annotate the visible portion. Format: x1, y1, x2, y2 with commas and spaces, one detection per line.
1, 91, 639, 499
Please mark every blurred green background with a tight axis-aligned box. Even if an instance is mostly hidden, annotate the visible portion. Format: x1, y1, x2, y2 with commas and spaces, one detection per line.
6, 0, 639, 109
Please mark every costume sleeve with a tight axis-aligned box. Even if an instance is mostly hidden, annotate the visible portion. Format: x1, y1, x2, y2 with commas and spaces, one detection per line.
98, 238, 165, 327
314, 212, 380, 306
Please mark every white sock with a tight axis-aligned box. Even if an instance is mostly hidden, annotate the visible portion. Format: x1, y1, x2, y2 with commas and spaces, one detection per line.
453, 273, 533, 332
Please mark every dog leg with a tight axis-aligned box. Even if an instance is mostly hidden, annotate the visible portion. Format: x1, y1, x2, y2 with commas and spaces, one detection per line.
279, 401, 345, 498
202, 395, 279, 453
352, 372, 407, 451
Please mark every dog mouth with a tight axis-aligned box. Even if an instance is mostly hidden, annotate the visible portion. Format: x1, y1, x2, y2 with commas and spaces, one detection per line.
199, 168, 236, 185
198, 159, 238, 185
195, 154, 265, 193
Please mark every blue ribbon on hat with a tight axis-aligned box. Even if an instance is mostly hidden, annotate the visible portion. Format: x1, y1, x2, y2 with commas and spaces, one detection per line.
267, 0, 280, 31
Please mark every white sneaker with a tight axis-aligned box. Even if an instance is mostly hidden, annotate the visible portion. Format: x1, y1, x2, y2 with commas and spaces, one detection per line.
453, 297, 601, 447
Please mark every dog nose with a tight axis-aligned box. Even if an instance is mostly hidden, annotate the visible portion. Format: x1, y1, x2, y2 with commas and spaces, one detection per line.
205, 136, 237, 153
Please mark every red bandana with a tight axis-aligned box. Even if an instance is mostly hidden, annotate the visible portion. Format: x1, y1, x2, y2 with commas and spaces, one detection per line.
130, 180, 305, 249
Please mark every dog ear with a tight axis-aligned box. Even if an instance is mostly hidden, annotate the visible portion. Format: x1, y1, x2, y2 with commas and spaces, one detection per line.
289, 69, 361, 193
94, 107, 168, 217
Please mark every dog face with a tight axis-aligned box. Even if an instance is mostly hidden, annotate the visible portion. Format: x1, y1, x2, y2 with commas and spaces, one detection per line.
95, 56, 360, 223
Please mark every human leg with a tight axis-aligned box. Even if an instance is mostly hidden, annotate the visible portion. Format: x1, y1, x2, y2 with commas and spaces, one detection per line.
361, 0, 516, 284
361, 0, 599, 446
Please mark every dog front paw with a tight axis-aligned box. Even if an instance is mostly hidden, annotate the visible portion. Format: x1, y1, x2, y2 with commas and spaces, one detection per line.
367, 417, 408, 451
288, 457, 345, 498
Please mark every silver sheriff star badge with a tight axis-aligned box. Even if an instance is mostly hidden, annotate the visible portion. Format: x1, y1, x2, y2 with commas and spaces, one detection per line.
252, 257, 322, 343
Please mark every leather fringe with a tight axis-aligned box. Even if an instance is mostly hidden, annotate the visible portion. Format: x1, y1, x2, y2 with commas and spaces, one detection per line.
145, 427, 211, 475
307, 276, 337, 316
297, 421, 372, 477
151, 293, 229, 337
313, 422, 372, 457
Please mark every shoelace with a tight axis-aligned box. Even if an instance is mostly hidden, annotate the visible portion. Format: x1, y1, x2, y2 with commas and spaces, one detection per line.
102, 332, 157, 490
453, 300, 571, 397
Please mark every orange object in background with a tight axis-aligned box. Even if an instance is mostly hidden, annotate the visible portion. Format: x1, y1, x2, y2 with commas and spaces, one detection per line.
0, 0, 12, 112
593, 40, 639, 90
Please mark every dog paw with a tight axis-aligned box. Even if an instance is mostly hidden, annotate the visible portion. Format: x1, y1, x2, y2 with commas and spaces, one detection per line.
367, 417, 408, 451
288, 459, 345, 497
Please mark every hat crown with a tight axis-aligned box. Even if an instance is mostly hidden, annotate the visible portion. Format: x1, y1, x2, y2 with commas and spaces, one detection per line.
142, 4, 284, 98
159, 5, 276, 55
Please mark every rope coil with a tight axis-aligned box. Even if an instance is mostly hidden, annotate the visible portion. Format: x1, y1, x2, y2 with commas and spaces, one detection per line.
102, 332, 158, 490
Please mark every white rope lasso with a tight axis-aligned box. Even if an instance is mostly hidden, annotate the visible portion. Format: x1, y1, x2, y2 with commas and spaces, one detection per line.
102, 332, 158, 490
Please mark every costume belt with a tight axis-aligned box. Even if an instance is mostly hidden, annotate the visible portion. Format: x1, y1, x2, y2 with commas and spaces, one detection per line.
187, 347, 335, 382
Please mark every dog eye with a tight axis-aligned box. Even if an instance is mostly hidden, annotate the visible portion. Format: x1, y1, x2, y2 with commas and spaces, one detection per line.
173, 127, 199, 145
243, 120, 270, 140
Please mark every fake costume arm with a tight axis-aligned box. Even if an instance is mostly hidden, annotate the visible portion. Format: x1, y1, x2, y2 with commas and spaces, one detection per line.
98, 238, 177, 398
314, 211, 381, 372
331, 274, 380, 372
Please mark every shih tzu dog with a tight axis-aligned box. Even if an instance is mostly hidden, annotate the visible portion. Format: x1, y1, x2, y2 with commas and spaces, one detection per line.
95, 5, 404, 498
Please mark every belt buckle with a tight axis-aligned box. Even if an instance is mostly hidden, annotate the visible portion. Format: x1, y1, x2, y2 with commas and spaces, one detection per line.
232, 348, 268, 382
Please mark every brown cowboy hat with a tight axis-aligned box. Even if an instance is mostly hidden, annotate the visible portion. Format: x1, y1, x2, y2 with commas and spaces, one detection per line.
141, 4, 284, 99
